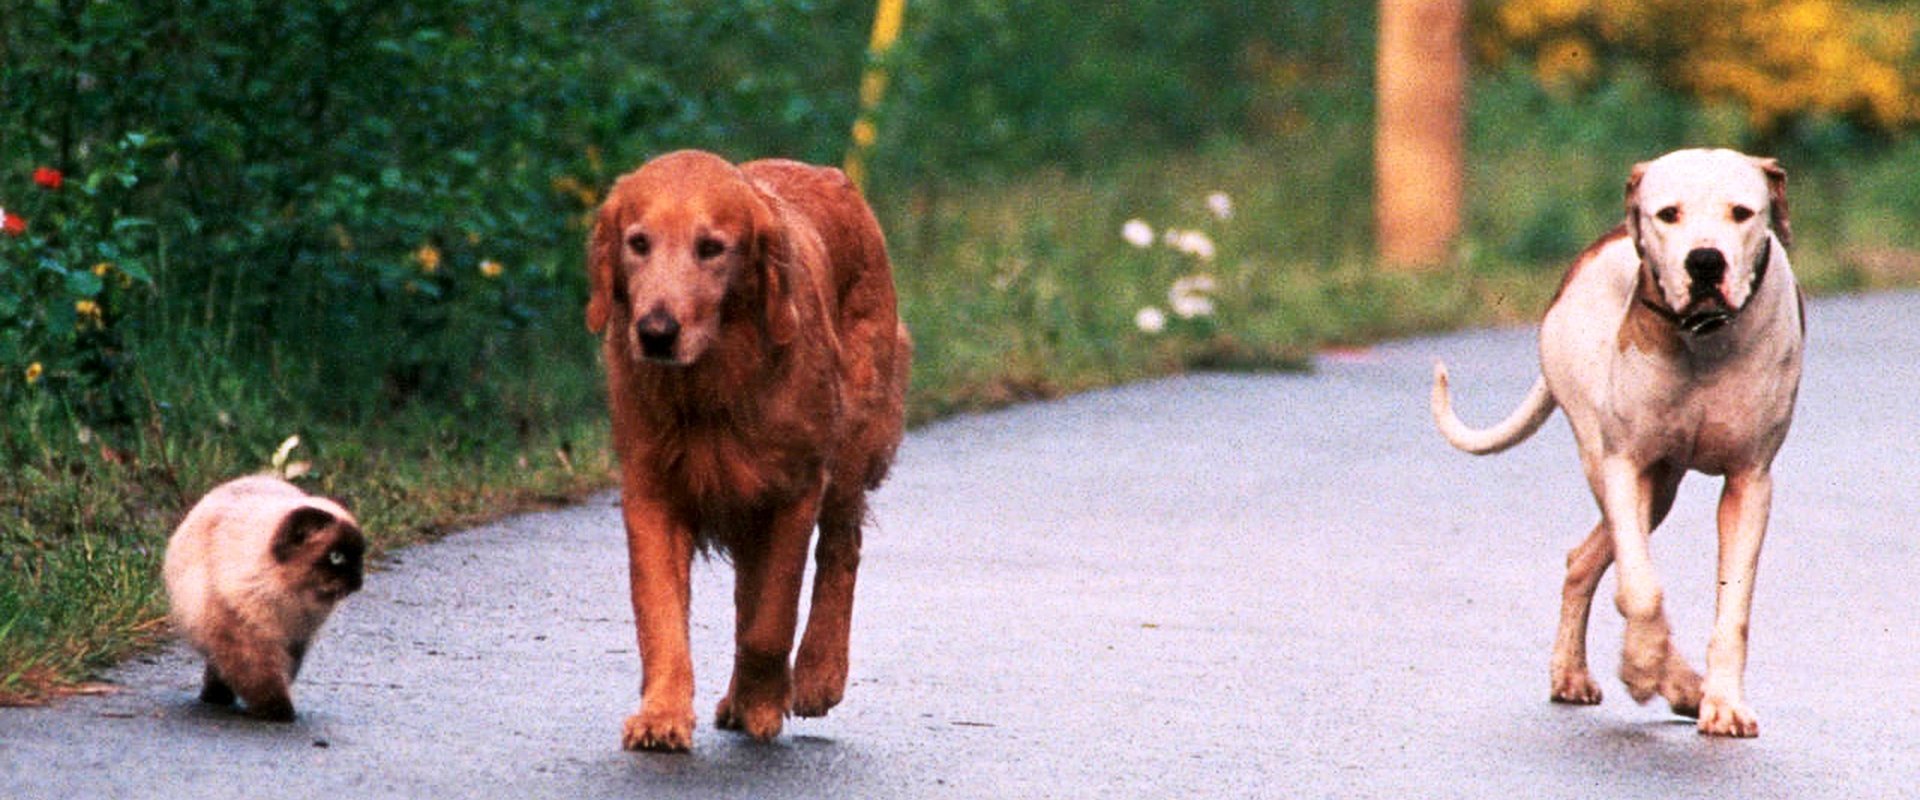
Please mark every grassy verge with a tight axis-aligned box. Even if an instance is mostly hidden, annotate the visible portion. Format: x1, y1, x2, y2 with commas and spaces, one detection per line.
0, 369, 614, 703
7, 124, 1920, 704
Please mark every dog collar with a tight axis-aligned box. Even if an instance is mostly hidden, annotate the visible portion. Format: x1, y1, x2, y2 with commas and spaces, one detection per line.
1635, 295, 1732, 336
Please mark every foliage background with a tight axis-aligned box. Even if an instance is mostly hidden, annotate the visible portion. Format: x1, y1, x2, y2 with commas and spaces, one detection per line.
4, 0, 1920, 698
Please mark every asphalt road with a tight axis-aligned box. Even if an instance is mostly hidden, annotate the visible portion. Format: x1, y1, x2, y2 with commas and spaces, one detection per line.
5, 292, 1919, 798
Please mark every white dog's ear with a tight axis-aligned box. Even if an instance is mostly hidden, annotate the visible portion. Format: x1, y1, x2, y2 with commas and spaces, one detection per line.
1624, 160, 1651, 255
1751, 156, 1791, 248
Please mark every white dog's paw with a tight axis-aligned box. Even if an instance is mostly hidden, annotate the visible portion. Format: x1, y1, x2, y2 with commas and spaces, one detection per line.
1550, 667, 1603, 705
1618, 622, 1670, 704
1697, 694, 1759, 738
1658, 653, 1704, 718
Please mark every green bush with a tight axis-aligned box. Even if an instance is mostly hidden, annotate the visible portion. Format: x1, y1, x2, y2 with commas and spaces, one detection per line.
0, 135, 161, 449
869, 0, 1376, 185
0, 0, 876, 447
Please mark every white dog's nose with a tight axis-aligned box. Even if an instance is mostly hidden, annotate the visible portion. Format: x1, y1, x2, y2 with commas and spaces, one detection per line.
1684, 248, 1727, 289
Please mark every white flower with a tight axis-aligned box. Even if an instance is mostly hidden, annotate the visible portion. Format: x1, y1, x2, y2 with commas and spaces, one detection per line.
1206, 191, 1233, 220
1164, 229, 1216, 261
272, 435, 311, 479
1121, 219, 1154, 249
1134, 306, 1167, 334
271, 435, 302, 470
1168, 274, 1217, 319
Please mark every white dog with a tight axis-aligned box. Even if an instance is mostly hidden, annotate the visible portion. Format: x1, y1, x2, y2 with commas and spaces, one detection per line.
1432, 148, 1803, 737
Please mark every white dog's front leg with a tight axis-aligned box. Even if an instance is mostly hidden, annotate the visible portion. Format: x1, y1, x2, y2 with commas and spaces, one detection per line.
1599, 458, 1672, 704
1550, 522, 1610, 705
1700, 470, 1771, 737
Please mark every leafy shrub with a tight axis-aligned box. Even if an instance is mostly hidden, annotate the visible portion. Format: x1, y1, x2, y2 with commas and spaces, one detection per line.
0, 0, 873, 450
868, 0, 1375, 186
1476, 0, 1920, 135
0, 136, 163, 453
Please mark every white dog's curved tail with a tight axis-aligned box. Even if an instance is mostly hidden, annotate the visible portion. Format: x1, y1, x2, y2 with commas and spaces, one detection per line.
1430, 362, 1556, 455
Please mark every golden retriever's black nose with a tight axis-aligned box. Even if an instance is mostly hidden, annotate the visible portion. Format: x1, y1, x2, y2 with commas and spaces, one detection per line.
636, 308, 681, 360
1685, 248, 1727, 290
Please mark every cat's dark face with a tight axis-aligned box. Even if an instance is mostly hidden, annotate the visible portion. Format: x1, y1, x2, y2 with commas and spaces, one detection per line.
271, 506, 367, 602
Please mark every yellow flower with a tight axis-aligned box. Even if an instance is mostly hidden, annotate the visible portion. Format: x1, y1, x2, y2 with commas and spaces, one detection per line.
479, 259, 504, 279
551, 176, 599, 209
92, 262, 112, 277
1535, 36, 1597, 88
25, 362, 43, 385
1494, 0, 1920, 132
414, 244, 441, 273
75, 299, 103, 326
851, 118, 878, 148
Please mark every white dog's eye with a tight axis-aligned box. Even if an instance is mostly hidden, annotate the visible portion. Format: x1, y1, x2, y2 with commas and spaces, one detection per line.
327, 550, 347, 566
1655, 206, 1680, 224
1730, 205, 1755, 223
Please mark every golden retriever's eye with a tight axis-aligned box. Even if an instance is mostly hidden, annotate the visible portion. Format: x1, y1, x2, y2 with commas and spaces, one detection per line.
695, 238, 725, 260
627, 233, 651, 257
1730, 205, 1755, 223
1655, 206, 1680, 224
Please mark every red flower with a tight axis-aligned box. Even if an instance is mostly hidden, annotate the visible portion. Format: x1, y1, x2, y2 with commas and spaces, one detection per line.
1, 212, 24, 236
32, 167, 63, 190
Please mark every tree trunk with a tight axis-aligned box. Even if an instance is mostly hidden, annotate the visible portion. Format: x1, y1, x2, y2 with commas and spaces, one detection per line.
1375, 0, 1466, 270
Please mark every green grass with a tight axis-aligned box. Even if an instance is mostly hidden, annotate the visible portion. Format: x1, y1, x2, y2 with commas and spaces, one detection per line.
8, 101, 1920, 704
0, 369, 614, 704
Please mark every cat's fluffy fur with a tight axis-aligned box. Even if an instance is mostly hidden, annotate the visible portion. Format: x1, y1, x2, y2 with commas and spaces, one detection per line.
163, 476, 366, 721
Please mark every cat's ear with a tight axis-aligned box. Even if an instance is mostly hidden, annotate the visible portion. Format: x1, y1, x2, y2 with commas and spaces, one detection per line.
271, 507, 337, 563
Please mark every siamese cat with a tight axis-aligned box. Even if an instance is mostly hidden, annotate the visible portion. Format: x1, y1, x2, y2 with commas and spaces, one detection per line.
163, 476, 365, 721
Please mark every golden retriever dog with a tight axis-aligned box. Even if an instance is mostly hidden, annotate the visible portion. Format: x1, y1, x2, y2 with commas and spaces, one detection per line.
586, 150, 910, 751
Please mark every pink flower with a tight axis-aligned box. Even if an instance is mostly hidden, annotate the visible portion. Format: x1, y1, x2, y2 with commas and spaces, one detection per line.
33, 167, 63, 190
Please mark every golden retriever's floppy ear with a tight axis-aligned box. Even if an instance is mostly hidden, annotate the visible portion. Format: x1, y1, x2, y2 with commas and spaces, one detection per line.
1751, 156, 1792, 248
586, 206, 619, 334
1624, 160, 1650, 257
751, 191, 799, 346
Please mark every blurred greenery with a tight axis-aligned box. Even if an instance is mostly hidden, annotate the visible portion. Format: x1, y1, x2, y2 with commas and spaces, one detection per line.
5, 0, 1920, 699
1477, 0, 1920, 136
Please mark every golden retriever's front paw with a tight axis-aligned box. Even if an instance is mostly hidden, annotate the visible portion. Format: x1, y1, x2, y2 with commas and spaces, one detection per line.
1550, 667, 1603, 705
1697, 695, 1759, 738
790, 679, 844, 719
622, 708, 696, 752
790, 651, 846, 718
715, 694, 787, 741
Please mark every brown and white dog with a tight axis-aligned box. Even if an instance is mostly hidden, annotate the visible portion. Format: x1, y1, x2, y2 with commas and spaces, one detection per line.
1431, 148, 1803, 737
587, 150, 910, 751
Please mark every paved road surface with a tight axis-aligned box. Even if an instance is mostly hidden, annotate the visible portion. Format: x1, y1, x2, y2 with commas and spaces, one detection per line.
4, 293, 1918, 797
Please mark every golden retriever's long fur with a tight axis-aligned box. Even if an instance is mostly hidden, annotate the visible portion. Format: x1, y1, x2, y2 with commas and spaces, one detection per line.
586, 150, 909, 751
